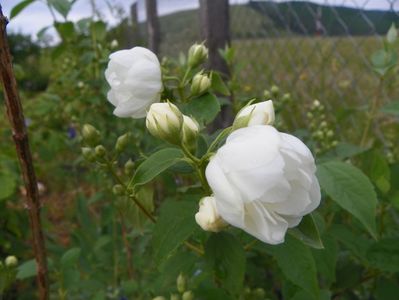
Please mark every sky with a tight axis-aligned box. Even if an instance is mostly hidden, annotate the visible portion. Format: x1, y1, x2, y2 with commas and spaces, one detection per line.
2, 0, 398, 40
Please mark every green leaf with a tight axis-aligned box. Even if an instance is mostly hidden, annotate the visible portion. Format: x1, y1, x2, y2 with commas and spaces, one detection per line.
367, 238, 399, 273
0, 170, 16, 201
316, 161, 377, 238
312, 234, 338, 287
48, 0, 72, 18
132, 148, 183, 188
360, 150, 390, 194
10, 0, 35, 19
386, 23, 397, 44
61, 247, 81, 269
210, 72, 230, 96
269, 235, 319, 299
370, 49, 397, 76
380, 101, 399, 117
90, 21, 107, 41
54, 22, 75, 41
152, 200, 198, 264
205, 232, 246, 295
290, 289, 331, 300
183, 93, 220, 125
16, 259, 36, 279
289, 214, 323, 249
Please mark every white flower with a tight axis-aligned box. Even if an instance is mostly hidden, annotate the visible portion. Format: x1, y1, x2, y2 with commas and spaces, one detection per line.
146, 102, 183, 144
105, 47, 162, 118
233, 100, 275, 129
205, 125, 320, 244
195, 197, 227, 232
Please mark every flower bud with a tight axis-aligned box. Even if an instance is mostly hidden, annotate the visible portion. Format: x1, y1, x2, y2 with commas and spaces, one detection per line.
190, 73, 211, 96
124, 159, 135, 176
170, 294, 180, 300
112, 184, 125, 196
253, 288, 265, 299
176, 273, 186, 293
282, 93, 291, 103
5, 256, 18, 267
233, 100, 275, 130
181, 116, 199, 153
263, 90, 271, 99
152, 297, 166, 300
271, 85, 279, 96
82, 124, 100, 146
115, 133, 130, 153
110, 39, 118, 49
146, 102, 183, 145
182, 291, 194, 300
195, 197, 227, 232
95, 145, 107, 158
81, 147, 96, 162
187, 43, 208, 68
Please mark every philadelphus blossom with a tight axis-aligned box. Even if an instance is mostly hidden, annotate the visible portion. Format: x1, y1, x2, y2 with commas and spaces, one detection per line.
105, 47, 162, 118
195, 197, 227, 232
233, 100, 275, 129
205, 125, 321, 244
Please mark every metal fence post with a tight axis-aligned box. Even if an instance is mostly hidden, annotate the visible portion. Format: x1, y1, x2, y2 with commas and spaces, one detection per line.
146, 0, 160, 55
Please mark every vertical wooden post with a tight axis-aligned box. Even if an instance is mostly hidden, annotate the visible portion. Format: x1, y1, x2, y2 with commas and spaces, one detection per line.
199, 0, 232, 128
0, 6, 49, 300
129, 2, 140, 47
199, 0, 230, 76
146, 0, 160, 55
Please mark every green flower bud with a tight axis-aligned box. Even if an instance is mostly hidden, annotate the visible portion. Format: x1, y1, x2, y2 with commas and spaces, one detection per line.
82, 124, 100, 146
187, 43, 208, 68
112, 184, 125, 196
263, 90, 271, 99
253, 288, 265, 299
306, 112, 313, 119
81, 147, 96, 162
270, 85, 279, 96
282, 93, 291, 103
5, 256, 18, 267
181, 115, 199, 153
331, 140, 338, 147
146, 102, 184, 145
170, 294, 180, 300
326, 130, 334, 138
176, 273, 186, 293
124, 159, 135, 176
182, 291, 193, 300
95, 145, 107, 158
320, 121, 327, 128
152, 297, 166, 300
115, 133, 130, 153
312, 100, 320, 107
191, 73, 211, 96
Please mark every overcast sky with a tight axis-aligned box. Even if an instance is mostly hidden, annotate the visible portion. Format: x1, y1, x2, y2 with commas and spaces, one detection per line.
2, 0, 398, 39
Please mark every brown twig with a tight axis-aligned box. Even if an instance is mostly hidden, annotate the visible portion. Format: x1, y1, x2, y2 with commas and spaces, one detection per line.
0, 6, 49, 300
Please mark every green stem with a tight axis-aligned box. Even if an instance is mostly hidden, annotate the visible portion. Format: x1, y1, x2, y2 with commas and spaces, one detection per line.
205, 127, 232, 156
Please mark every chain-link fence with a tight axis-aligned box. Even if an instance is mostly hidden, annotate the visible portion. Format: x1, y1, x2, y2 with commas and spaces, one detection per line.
135, 0, 398, 138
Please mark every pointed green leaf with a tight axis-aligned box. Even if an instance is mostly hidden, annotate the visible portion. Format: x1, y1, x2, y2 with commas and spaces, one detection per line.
317, 161, 377, 238
183, 93, 220, 125
132, 148, 183, 188
210, 72, 230, 96
289, 214, 323, 249
10, 0, 35, 19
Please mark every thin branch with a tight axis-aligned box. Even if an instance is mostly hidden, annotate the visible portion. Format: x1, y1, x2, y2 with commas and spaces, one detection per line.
0, 6, 49, 300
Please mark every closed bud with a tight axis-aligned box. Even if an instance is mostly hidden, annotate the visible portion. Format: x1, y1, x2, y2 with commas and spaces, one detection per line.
263, 90, 271, 99
270, 85, 279, 96
326, 130, 334, 138
95, 145, 107, 158
124, 159, 135, 176
112, 184, 125, 196
170, 294, 180, 300
152, 297, 166, 300
253, 288, 265, 299
282, 93, 291, 103
176, 273, 186, 293
82, 124, 100, 146
146, 102, 183, 145
182, 291, 194, 300
181, 116, 199, 153
187, 43, 208, 68
233, 100, 275, 130
5, 256, 18, 267
195, 197, 227, 232
115, 133, 130, 153
190, 73, 211, 96
82, 147, 96, 162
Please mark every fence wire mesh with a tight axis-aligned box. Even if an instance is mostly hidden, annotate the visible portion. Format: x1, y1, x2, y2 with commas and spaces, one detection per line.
138, 0, 398, 141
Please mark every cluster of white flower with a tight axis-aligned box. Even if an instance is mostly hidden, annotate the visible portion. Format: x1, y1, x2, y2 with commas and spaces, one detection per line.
105, 46, 320, 245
